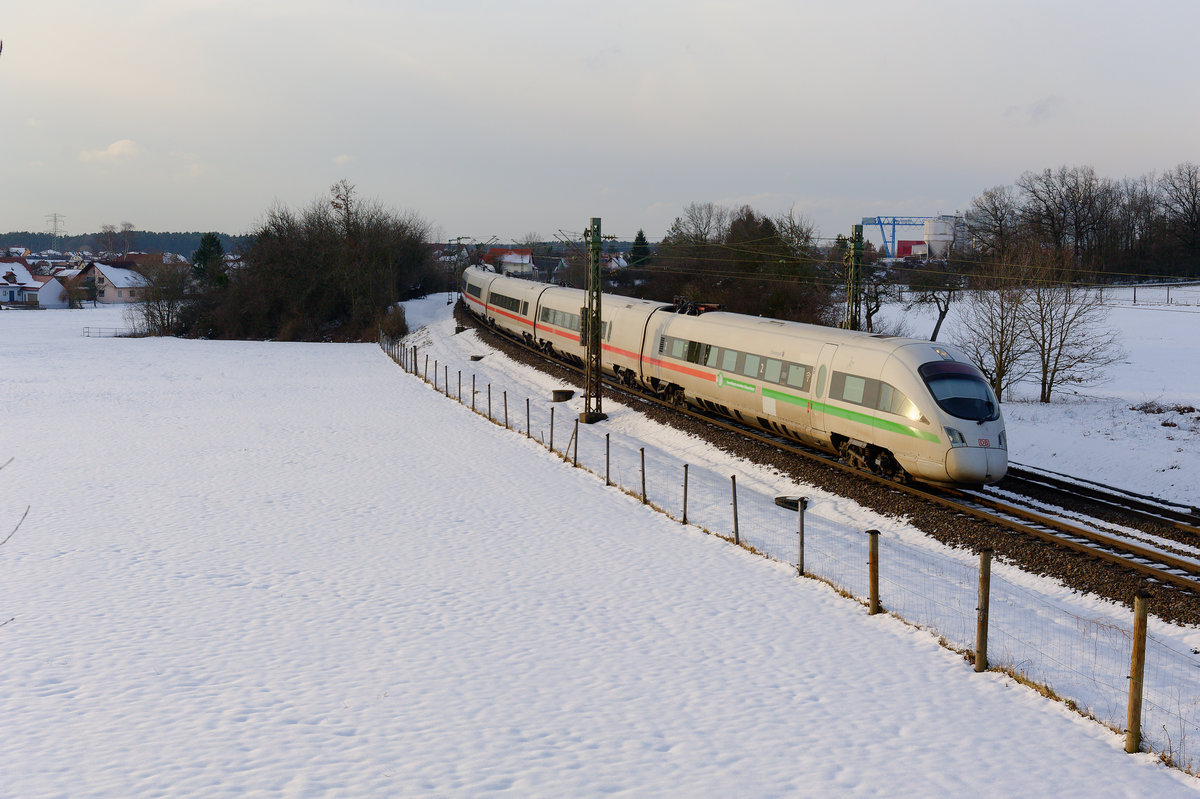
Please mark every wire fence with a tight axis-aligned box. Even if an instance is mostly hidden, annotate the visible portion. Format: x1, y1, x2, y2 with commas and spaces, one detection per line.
381, 332, 1200, 774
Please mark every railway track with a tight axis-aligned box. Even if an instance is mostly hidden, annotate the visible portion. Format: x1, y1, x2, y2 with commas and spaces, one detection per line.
454, 304, 1200, 601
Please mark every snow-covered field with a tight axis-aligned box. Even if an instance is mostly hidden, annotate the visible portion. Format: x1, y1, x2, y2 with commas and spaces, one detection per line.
2, 299, 1198, 797
881, 292, 1200, 505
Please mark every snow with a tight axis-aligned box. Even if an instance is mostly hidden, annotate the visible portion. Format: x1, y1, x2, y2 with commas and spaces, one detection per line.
881, 290, 1200, 505
1, 299, 1199, 797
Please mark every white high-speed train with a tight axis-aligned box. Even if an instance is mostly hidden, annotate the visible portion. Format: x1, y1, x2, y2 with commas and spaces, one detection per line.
461, 266, 1007, 486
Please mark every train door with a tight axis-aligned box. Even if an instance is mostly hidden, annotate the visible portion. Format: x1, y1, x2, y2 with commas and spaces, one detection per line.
811, 343, 838, 433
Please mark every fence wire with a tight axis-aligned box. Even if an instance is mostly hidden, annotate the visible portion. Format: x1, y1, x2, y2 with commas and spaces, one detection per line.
382, 334, 1200, 772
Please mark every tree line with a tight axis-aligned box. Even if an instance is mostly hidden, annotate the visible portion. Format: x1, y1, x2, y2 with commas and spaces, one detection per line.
129, 181, 436, 342
4, 228, 253, 258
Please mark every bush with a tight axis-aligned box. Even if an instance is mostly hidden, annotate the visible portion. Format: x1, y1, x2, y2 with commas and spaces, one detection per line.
380, 305, 408, 339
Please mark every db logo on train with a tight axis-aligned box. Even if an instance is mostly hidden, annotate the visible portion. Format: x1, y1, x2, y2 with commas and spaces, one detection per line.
978, 439, 991, 447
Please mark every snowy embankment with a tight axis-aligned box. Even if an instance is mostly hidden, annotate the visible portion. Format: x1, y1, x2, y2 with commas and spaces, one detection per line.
0, 303, 1196, 797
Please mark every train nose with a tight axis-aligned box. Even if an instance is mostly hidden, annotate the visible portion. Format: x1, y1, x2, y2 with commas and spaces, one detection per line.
946, 446, 1008, 484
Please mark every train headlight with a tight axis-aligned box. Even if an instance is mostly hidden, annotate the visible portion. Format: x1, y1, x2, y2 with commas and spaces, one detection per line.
944, 426, 967, 447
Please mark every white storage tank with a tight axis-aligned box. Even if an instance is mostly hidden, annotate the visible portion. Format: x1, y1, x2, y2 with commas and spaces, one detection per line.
923, 216, 956, 259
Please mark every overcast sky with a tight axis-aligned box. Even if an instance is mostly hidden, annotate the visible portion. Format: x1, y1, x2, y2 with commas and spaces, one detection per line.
4, 0, 1198, 247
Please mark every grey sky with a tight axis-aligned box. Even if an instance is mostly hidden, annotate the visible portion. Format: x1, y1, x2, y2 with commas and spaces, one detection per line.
4, 0, 1198, 247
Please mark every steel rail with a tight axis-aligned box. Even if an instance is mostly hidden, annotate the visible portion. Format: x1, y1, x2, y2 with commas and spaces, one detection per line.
459, 307, 1200, 595
1000, 468, 1200, 535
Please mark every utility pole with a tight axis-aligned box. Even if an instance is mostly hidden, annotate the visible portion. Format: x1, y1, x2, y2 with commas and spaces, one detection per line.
45, 213, 67, 252
842, 224, 864, 331
580, 217, 607, 424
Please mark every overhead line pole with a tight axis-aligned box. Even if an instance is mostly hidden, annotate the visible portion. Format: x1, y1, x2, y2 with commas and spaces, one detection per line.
842, 224, 864, 331
580, 217, 607, 424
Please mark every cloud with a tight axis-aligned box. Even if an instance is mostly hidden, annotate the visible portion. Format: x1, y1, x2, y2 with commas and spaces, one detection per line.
79, 139, 140, 164
1005, 96, 1067, 125
333, 154, 355, 166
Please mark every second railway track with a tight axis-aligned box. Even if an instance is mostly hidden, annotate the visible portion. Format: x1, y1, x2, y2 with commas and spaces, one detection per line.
453, 302, 1200, 622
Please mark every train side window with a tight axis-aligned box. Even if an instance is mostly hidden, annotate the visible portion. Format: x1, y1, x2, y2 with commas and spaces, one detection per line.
840, 375, 865, 404
721, 349, 738, 372
706, 347, 721, 368
670, 338, 687, 359
521, 301, 529, 316
763, 358, 782, 384
686, 340, 705, 364
784, 363, 809, 391
742, 353, 761, 379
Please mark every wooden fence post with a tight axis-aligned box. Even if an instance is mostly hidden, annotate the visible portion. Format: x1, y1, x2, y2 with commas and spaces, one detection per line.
605, 434, 610, 486
731, 475, 740, 545
503, 391, 509, 429
458, 370, 462, 402
526, 398, 531, 438
487, 384, 492, 420
472, 375, 476, 412
868, 529, 881, 615
640, 448, 647, 504
1126, 590, 1151, 754
797, 497, 808, 576
975, 548, 993, 672
682, 464, 689, 524
550, 407, 555, 452
573, 420, 579, 466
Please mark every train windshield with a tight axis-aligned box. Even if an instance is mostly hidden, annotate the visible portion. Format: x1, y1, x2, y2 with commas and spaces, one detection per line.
918, 361, 999, 422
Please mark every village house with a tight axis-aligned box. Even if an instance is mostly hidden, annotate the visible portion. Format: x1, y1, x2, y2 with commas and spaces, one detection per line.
77, 262, 149, 304
0, 257, 37, 304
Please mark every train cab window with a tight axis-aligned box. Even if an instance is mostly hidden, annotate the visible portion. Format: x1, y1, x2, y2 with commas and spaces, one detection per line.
465, 282, 482, 298
919, 361, 999, 422
741, 353, 761, 379
763, 358, 782, 384
878, 383, 925, 422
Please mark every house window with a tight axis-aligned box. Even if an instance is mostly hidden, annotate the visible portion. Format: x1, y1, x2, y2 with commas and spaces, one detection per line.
99, 289, 106, 298
97, 276, 106, 284
118, 290, 124, 298
128, 289, 136, 298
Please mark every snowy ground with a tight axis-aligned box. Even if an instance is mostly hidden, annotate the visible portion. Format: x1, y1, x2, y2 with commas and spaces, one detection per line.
1, 300, 1198, 797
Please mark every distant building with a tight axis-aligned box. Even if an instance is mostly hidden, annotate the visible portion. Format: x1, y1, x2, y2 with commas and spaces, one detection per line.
78, 262, 149, 304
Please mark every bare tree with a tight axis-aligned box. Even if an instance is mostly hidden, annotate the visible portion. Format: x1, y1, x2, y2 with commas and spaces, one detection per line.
125, 260, 191, 335
120, 221, 136, 254
1021, 264, 1123, 403
664, 201, 730, 245
1159, 161, 1200, 256
98, 224, 118, 255
904, 260, 960, 341
966, 185, 1022, 262
952, 262, 1036, 400
774, 209, 820, 263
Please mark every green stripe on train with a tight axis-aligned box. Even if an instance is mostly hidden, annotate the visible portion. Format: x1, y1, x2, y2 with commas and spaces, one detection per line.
760, 387, 942, 443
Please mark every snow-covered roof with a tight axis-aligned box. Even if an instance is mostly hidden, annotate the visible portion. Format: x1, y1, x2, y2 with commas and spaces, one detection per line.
0, 258, 35, 287
92, 262, 149, 289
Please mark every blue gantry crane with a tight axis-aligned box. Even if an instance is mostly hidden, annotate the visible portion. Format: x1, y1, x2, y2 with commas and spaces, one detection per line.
860, 216, 934, 259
